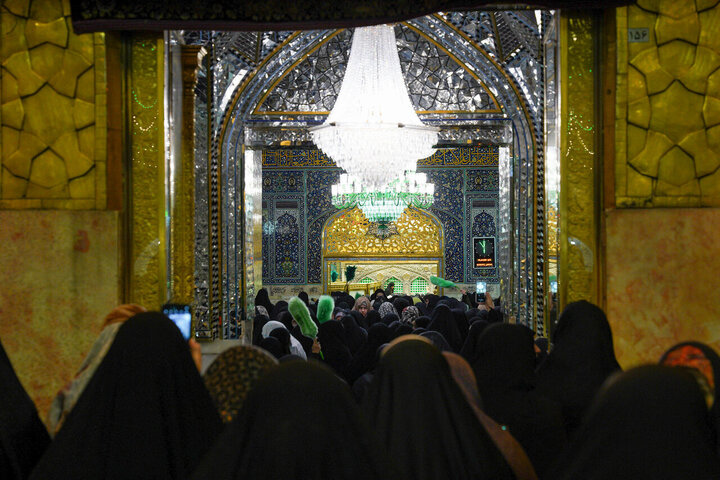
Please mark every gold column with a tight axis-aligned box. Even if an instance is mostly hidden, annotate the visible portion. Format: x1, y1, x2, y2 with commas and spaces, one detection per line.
169, 45, 202, 303
126, 34, 166, 308
559, 13, 601, 308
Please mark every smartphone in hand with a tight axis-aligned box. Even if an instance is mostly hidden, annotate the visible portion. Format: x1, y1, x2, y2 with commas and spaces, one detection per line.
162, 303, 192, 340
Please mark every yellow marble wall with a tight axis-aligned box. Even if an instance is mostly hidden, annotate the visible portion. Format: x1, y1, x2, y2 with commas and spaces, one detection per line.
0, 210, 119, 418
607, 1, 720, 367
606, 208, 720, 367
1, 0, 107, 209
616, 0, 720, 207
0, 0, 119, 420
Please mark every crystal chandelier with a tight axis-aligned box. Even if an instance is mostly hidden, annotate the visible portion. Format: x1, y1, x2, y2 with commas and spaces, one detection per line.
311, 24, 439, 190
331, 171, 435, 225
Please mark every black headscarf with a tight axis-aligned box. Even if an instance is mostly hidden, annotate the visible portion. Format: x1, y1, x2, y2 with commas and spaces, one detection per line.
30, 312, 223, 480
252, 313, 269, 346
465, 308, 480, 323
382, 312, 400, 326
420, 330, 452, 352
290, 325, 314, 358
535, 300, 621, 436
393, 322, 413, 337
317, 320, 352, 379
659, 341, 720, 451
258, 337, 284, 359
269, 327, 292, 357
271, 300, 288, 320
298, 291, 310, 305
473, 324, 566, 477
254, 288, 274, 317
276, 310, 294, 331
427, 304, 464, 352
414, 315, 431, 329
425, 294, 440, 311
459, 319, 489, 364
365, 309, 382, 327
345, 323, 394, 385
340, 313, 368, 355
349, 309, 368, 330
191, 361, 395, 480
534, 337, 549, 367
451, 308, 470, 342
550, 366, 720, 480
392, 296, 410, 315
362, 339, 515, 480
0, 338, 50, 480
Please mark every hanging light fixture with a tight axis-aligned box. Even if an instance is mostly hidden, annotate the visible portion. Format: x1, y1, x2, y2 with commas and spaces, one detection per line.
331, 171, 435, 225
311, 24, 439, 190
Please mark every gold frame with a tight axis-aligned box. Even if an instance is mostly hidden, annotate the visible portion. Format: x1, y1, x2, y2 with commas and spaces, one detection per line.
324, 259, 441, 296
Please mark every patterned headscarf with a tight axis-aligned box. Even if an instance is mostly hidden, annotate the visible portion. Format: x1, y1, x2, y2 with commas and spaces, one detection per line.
352, 296, 372, 312
203, 345, 278, 423
401, 306, 419, 325
48, 304, 147, 436
378, 301, 398, 319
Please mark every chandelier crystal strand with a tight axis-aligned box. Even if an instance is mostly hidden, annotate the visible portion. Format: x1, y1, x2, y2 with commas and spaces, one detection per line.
331, 172, 435, 224
311, 25, 439, 190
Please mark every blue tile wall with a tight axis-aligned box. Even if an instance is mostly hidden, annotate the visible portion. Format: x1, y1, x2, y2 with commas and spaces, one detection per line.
261, 147, 499, 285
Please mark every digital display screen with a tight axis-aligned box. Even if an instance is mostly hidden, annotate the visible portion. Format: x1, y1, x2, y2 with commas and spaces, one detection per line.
473, 237, 496, 268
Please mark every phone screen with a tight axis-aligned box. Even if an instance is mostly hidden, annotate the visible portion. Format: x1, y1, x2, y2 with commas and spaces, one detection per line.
475, 281, 487, 295
163, 304, 192, 340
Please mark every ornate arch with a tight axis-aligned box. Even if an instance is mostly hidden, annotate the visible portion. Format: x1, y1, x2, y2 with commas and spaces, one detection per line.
322, 207, 443, 258
322, 207, 444, 294
196, 11, 553, 336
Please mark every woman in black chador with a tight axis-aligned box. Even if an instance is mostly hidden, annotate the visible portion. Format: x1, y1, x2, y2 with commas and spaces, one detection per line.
362, 338, 515, 480
550, 366, 720, 480
30, 312, 223, 480
191, 360, 396, 480
0, 337, 50, 479
535, 300, 621, 436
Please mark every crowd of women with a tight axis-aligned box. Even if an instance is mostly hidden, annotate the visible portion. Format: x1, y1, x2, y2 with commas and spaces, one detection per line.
2, 288, 720, 479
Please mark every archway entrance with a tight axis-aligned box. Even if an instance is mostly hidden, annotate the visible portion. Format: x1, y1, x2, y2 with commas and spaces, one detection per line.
169, 9, 567, 341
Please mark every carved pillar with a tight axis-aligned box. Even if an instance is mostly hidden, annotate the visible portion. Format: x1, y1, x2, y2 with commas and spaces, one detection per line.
559, 13, 602, 309
169, 45, 202, 304
126, 34, 166, 307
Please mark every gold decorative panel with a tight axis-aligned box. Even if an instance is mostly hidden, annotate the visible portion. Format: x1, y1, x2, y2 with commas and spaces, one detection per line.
169, 46, 201, 304
323, 207, 442, 258
1, 0, 107, 209
616, 0, 720, 206
560, 14, 600, 307
325, 260, 440, 294
127, 34, 166, 308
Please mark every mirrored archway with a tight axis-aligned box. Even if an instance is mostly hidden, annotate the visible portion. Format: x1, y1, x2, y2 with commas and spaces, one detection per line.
168, 10, 563, 340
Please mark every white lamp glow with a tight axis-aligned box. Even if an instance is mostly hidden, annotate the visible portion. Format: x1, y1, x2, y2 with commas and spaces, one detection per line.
311, 24, 439, 190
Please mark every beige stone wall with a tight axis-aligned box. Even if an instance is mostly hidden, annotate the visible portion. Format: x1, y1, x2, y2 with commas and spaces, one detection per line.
0, 210, 119, 418
605, 208, 720, 367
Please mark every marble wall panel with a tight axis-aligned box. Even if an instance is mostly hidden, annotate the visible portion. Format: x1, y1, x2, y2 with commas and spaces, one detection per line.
605, 208, 720, 367
0, 210, 119, 420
